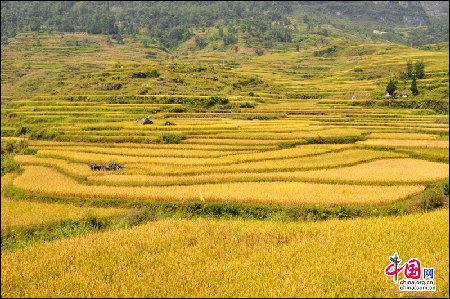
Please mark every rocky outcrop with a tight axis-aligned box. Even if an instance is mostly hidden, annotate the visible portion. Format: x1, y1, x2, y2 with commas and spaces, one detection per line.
402, 15, 428, 27
420, 1, 448, 17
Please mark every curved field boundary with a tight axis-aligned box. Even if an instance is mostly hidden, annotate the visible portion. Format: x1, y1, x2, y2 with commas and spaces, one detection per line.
12, 166, 425, 207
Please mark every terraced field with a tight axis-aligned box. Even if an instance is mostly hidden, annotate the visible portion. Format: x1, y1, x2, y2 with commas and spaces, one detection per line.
1, 32, 449, 297
5, 94, 448, 206
1, 174, 128, 230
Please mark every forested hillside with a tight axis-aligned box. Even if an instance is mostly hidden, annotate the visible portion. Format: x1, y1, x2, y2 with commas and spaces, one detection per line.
1, 1, 448, 51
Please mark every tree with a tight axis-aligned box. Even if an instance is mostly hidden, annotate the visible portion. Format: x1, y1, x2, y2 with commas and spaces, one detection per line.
385, 77, 398, 98
30, 20, 41, 32
1, 36, 9, 45
255, 48, 264, 56
195, 36, 207, 49
223, 33, 237, 46
415, 60, 425, 79
113, 33, 124, 44
410, 75, 418, 95
101, 14, 118, 35
406, 60, 413, 78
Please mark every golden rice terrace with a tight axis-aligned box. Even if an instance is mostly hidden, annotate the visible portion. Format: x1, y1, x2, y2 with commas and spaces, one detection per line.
1, 29, 449, 298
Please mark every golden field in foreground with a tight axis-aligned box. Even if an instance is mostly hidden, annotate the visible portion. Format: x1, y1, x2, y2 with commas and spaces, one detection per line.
2, 209, 448, 298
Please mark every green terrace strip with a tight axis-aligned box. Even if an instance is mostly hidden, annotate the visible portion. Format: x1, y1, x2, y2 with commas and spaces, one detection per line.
1, 208, 162, 252
362, 145, 450, 164
2, 180, 448, 252
351, 99, 449, 114
392, 148, 450, 163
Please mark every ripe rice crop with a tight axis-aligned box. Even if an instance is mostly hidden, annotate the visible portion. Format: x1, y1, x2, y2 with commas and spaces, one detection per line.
88, 158, 449, 185
359, 139, 449, 148
14, 155, 93, 177
400, 148, 450, 159
212, 128, 366, 139
30, 146, 253, 158
1, 197, 127, 230
28, 140, 271, 151
1, 174, 127, 229
13, 166, 424, 207
229, 144, 353, 162
123, 149, 406, 175
259, 158, 447, 184
2, 209, 448, 297
183, 138, 290, 145
36, 149, 237, 166
367, 133, 437, 140
34, 147, 378, 168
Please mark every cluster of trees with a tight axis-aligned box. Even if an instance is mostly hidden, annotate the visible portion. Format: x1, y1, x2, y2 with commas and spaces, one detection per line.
1, 1, 448, 49
406, 60, 425, 79
401, 17, 449, 47
313, 45, 337, 57
386, 60, 425, 98
1, 1, 294, 49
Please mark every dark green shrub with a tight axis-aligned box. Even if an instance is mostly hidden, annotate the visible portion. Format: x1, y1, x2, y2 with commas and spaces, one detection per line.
155, 133, 186, 144
169, 107, 186, 113
247, 206, 268, 219
313, 46, 337, 57
277, 141, 303, 149
337, 206, 350, 219
125, 208, 156, 227
240, 102, 255, 108
1, 154, 20, 176
29, 128, 57, 140
1, 139, 29, 154
246, 115, 281, 120
15, 126, 30, 136
420, 189, 445, 211
305, 136, 365, 144
131, 68, 160, 78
